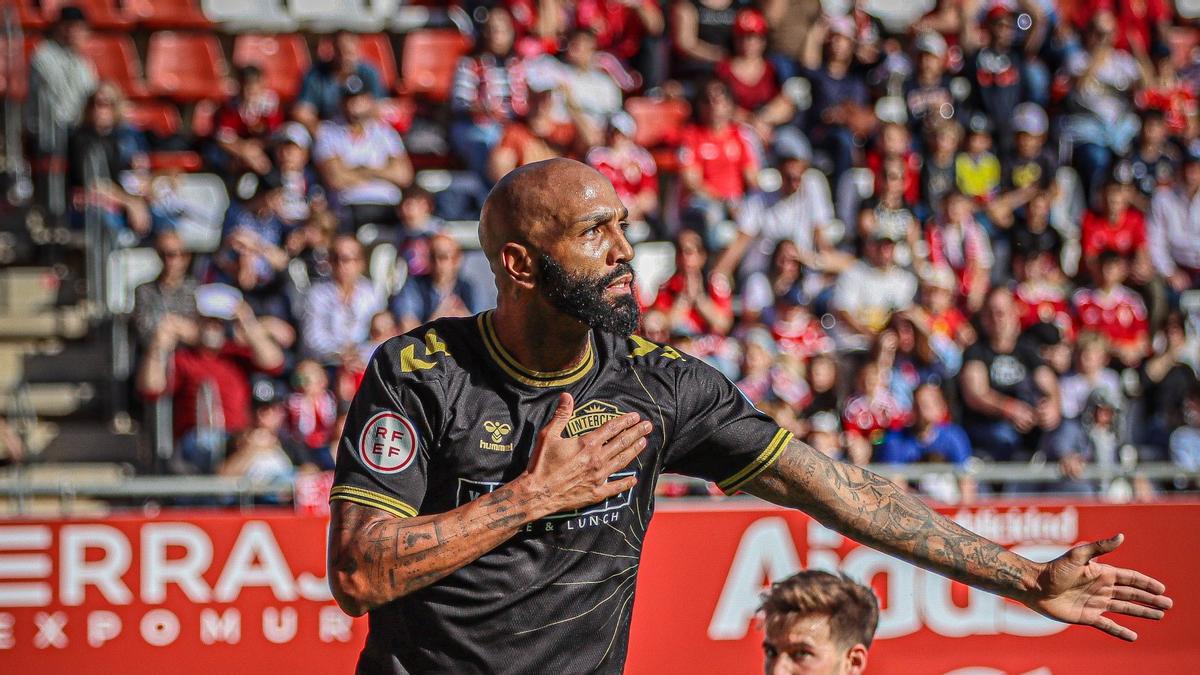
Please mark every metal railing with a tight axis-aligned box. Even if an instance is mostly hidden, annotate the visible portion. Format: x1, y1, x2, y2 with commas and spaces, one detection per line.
1, 463, 1195, 516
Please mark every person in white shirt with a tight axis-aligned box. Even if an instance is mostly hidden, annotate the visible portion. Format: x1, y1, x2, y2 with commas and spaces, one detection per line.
313, 75, 413, 228
715, 130, 850, 284
1148, 151, 1200, 294
301, 236, 384, 365
831, 229, 917, 350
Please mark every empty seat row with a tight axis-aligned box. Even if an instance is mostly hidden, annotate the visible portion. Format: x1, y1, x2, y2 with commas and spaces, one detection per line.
70, 30, 468, 105
10, 0, 449, 34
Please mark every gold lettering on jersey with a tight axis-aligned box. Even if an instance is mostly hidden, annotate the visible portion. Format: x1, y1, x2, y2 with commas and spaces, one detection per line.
480, 420, 514, 452
424, 329, 450, 357
565, 400, 623, 437
399, 344, 437, 372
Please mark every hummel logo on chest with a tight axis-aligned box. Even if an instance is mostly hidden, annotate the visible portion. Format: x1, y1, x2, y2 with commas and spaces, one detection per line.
480, 420, 514, 452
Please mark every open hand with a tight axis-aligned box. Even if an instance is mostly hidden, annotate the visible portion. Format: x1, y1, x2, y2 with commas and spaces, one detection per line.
1027, 534, 1172, 641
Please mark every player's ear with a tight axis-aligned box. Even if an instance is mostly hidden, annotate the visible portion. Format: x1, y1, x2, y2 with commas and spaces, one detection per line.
845, 643, 868, 675
500, 242, 536, 290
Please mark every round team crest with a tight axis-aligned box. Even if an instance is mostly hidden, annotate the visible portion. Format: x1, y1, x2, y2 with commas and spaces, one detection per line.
358, 411, 418, 474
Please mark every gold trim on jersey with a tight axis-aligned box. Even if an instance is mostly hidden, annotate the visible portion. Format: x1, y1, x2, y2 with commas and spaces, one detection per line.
329, 486, 418, 518
718, 428, 793, 494
477, 311, 596, 387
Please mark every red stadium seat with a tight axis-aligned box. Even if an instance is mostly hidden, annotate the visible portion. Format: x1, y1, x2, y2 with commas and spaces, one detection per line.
55, 0, 136, 30
146, 32, 231, 102
125, 100, 202, 171
232, 34, 310, 103
356, 33, 398, 93
79, 33, 149, 98
398, 30, 471, 103
13, 0, 50, 30
125, 0, 213, 30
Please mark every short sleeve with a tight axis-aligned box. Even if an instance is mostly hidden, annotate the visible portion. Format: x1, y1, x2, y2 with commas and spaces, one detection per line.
664, 357, 792, 494
312, 123, 337, 164
330, 336, 442, 518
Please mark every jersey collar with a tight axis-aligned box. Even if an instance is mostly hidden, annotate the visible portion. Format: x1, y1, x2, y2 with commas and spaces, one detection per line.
477, 310, 596, 388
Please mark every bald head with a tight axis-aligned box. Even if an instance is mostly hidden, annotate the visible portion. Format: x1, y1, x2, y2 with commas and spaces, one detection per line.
479, 158, 625, 268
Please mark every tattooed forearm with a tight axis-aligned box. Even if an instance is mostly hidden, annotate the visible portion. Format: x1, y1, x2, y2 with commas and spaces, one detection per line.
328, 485, 546, 616
744, 440, 1042, 600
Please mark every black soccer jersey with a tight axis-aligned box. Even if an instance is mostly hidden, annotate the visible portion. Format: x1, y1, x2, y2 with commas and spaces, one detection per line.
332, 311, 791, 674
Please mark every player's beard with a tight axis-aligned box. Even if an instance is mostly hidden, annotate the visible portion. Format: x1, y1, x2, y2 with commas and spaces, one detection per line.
537, 254, 641, 336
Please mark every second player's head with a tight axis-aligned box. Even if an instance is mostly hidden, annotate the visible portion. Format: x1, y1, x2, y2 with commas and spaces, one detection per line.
760, 570, 879, 675
479, 158, 640, 336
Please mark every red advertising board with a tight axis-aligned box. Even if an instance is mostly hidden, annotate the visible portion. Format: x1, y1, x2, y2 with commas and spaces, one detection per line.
0, 501, 1195, 674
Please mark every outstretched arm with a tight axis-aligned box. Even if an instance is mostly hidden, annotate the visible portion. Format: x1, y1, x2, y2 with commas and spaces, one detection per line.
743, 439, 1173, 641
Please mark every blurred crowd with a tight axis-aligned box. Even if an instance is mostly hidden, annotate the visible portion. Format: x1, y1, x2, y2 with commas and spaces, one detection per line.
20, 1, 1200, 501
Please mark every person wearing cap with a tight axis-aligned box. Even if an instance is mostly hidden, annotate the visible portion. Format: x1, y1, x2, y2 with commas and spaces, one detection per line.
716, 128, 846, 284
137, 297, 284, 474
1004, 102, 1056, 192
313, 74, 413, 229
273, 122, 324, 227
715, 9, 793, 141
960, 1, 1047, 157
1148, 149, 1200, 294
26, 5, 97, 202
212, 64, 284, 177
585, 112, 658, 224
904, 32, 955, 136
831, 224, 918, 348
294, 30, 386, 131
800, 13, 874, 183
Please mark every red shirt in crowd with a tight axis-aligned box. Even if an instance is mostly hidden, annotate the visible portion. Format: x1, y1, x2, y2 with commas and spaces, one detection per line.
651, 272, 733, 336
287, 391, 339, 450
146, 344, 282, 440
214, 94, 284, 144
1015, 281, 1075, 340
927, 306, 969, 343
842, 390, 909, 443
678, 123, 757, 200
576, 0, 658, 62
1080, 208, 1147, 259
715, 58, 781, 112
1072, 285, 1149, 351
586, 144, 657, 203
771, 313, 834, 359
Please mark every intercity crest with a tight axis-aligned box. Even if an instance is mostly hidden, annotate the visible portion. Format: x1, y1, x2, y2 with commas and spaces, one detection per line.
565, 400, 623, 438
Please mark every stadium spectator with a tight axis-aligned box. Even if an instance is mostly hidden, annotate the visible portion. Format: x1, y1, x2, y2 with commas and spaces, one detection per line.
842, 360, 908, 465
993, 103, 1056, 226
211, 173, 292, 319
1072, 251, 1150, 367
878, 310, 957, 412
735, 328, 810, 409
915, 265, 975, 350
286, 359, 339, 468
739, 239, 804, 325
585, 112, 658, 224
391, 233, 481, 332
450, 7, 528, 180
394, 187, 445, 278
1148, 150, 1200, 295
1170, 388, 1200, 474
1142, 311, 1198, 448
878, 382, 976, 503
26, 6, 96, 193
1060, 332, 1123, 421
287, 209, 338, 285
1008, 188, 1063, 271
800, 14, 874, 183
1081, 176, 1148, 277
137, 300, 285, 474
669, 0, 739, 84
759, 571, 879, 675
955, 115, 1002, 204
67, 84, 152, 242
272, 123, 324, 228
211, 65, 285, 177
678, 79, 758, 246
651, 229, 733, 337
134, 231, 198, 345
864, 156, 920, 263
314, 76, 413, 229
1060, 11, 1144, 202
920, 120, 963, 217
219, 389, 297, 486
294, 31, 386, 130
866, 124, 920, 210
1052, 387, 1127, 494
925, 191, 993, 312
768, 290, 834, 361
528, 28, 627, 142
905, 32, 955, 141
804, 410, 844, 461
961, 3, 1045, 157
831, 228, 917, 348
488, 86, 580, 183
960, 287, 1064, 462
1125, 110, 1176, 212
717, 131, 845, 284
715, 9, 793, 143
301, 236, 383, 365
576, 0, 665, 76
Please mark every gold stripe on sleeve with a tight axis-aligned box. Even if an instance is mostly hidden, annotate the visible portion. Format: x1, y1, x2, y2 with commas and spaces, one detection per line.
329, 486, 418, 518
717, 428, 793, 494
